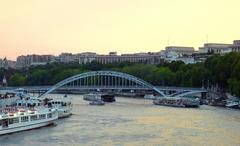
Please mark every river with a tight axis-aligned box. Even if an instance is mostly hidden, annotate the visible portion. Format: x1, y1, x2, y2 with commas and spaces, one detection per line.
0, 94, 240, 146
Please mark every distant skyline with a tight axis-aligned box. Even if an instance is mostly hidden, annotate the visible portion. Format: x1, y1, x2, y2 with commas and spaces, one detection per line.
0, 0, 240, 60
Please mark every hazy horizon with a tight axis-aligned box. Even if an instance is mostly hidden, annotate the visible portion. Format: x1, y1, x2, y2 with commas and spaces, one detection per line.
1, 0, 240, 60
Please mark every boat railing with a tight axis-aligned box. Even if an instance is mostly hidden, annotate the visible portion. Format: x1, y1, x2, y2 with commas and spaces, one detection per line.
0, 106, 18, 114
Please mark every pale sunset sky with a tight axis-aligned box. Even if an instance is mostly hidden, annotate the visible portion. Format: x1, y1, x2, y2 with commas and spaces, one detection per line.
0, 0, 240, 60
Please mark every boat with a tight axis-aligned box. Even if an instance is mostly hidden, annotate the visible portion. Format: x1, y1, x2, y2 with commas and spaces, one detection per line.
226, 100, 239, 108
153, 96, 200, 108
0, 107, 58, 135
47, 96, 73, 118
15, 96, 43, 107
15, 93, 73, 119
144, 94, 156, 100
83, 93, 101, 101
100, 94, 116, 102
0, 91, 20, 109
89, 100, 105, 106
225, 94, 240, 109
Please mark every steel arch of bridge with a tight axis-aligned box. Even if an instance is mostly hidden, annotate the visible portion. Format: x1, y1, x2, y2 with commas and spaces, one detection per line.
175, 90, 207, 97
38, 71, 166, 98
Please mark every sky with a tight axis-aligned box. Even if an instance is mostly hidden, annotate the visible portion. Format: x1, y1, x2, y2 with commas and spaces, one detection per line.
0, 0, 240, 60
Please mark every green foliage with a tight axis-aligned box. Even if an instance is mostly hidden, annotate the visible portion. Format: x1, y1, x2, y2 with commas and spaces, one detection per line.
52, 69, 86, 83
9, 73, 27, 86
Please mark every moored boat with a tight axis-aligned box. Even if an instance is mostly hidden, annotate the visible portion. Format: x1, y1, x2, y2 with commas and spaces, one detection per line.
0, 107, 58, 135
100, 94, 116, 102
226, 100, 239, 108
153, 96, 200, 108
83, 93, 101, 101
0, 91, 19, 108
47, 96, 73, 118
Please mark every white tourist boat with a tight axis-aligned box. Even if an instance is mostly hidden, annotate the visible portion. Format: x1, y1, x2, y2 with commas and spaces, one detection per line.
0, 107, 58, 135
0, 91, 19, 108
83, 93, 101, 101
15, 94, 73, 119
16, 96, 42, 107
47, 96, 73, 118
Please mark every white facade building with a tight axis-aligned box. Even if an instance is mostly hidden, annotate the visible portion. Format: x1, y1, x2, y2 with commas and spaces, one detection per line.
198, 43, 232, 54
164, 51, 195, 64
16, 55, 54, 68
79, 52, 164, 65
165, 46, 195, 56
231, 40, 240, 52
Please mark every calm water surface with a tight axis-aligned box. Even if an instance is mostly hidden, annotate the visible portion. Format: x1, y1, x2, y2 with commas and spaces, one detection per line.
1, 94, 240, 146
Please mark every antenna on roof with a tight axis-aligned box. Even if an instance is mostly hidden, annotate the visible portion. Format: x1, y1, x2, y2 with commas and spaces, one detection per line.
206, 34, 209, 44
167, 36, 170, 46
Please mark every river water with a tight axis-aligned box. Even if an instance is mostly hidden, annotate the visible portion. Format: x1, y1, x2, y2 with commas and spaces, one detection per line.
0, 94, 240, 146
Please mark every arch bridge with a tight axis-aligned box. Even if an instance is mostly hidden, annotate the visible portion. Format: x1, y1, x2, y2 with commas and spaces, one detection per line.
39, 71, 166, 98
37, 71, 207, 98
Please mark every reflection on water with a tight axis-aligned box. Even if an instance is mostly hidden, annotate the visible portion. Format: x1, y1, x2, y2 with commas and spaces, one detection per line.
1, 94, 240, 146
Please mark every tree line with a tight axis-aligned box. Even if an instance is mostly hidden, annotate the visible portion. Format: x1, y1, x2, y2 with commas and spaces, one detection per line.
1, 52, 240, 97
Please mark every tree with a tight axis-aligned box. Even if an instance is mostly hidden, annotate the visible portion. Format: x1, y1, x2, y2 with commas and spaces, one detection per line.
9, 73, 27, 86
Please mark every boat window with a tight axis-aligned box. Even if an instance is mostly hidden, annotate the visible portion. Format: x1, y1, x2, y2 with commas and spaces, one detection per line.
30, 115, 38, 121
21, 116, 29, 122
48, 103, 52, 107
47, 113, 52, 119
0, 120, 2, 126
18, 103, 21, 106
38, 103, 40, 106
39, 114, 46, 120
8, 119, 14, 125
13, 118, 19, 124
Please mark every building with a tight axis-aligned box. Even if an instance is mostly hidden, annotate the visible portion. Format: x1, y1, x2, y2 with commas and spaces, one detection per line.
16, 55, 54, 68
230, 40, 240, 52
198, 43, 232, 54
165, 46, 195, 56
78, 52, 97, 64
56, 53, 78, 63
79, 52, 164, 65
7, 60, 16, 68
164, 51, 195, 64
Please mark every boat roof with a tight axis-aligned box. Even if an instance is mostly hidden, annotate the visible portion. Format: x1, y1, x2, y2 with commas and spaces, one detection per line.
0, 90, 17, 94
0, 107, 54, 120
